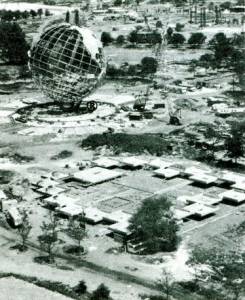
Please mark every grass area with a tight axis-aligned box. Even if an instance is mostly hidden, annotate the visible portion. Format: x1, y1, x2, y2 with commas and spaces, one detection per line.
81, 133, 171, 156
0, 272, 85, 299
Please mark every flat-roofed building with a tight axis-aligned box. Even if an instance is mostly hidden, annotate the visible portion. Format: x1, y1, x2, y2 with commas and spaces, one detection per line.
154, 168, 180, 179
231, 181, 245, 192
84, 207, 106, 224
184, 203, 218, 219
56, 204, 84, 218
221, 190, 245, 204
190, 174, 218, 186
73, 167, 123, 185
120, 157, 147, 169
148, 158, 173, 170
183, 166, 212, 177
93, 157, 121, 169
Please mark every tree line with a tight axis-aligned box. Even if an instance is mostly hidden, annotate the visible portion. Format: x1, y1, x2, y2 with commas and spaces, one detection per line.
0, 8, 51, 21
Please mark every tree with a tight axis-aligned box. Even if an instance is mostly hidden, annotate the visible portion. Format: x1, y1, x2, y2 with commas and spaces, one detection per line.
22, 10, 30, 19
37, 8, 43, 18
73, 280, 87, 295
225, 122, 245, 163
157, 269, 176, 300
38, 212, 60, 263
74, 9, 79, 26
101, 31, 113, 46
169, 33, 185, 47
0, 22, 29, 65
116, 34, 125, 45
45, 9, 51, 17
175, 23, 184, 32
209, 33, 233, 65
141, 57, 158, 74
66, 215, 86, 254
65, 10, 70, 23
114, 0, 122, 5
188, 32, 206, 48
188, 245, 245, 300
220, 1, 232, 10
128, 30, 138, 43
30, 9, 37, 19
199, 53, 215, 69
90, 284, 110, 300
156, 20, 163, 28
128, 196, 179, 254
17, 209, 32, 251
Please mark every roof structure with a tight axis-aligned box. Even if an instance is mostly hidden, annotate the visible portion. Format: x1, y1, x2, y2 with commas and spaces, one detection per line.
108, 221, 130, 235
221, 190, 245, 204
148, 158, 173, 170
56, 204, 84, 217
173, 209, 192, 220
73, 167, 123, 185
84, 207, 106, 223
103, 210, 131, 224
186, 194, 222, 205
93, 157, 121, 169
184, 203, 218, 218
220, 171, 245, 184
189, 174, 218, 185
183, 166, 212, 177
231, 181, 245, 192
44, 195, 78, 207
154, 168, 180, 179
120, 157, 147, 168
0, 190, 7, 199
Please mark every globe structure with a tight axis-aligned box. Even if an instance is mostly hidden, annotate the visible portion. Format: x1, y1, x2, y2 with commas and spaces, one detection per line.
29, 23, 106, 108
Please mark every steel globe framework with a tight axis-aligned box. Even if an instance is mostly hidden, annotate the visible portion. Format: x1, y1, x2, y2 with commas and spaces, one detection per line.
29, 23, 106, 109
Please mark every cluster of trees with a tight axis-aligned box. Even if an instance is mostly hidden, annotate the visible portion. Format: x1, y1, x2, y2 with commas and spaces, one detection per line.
0, 22, 29, 65
187, 244, 245, 300
184, 121, 245, 164
107, 56, 158, 78
196, 33, 245, 88
15, 210, 86, 262
129, 196, 180, 254
0, 8, 51, 21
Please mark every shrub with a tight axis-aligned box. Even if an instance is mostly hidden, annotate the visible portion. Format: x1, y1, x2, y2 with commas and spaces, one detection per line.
90, 284, 110, 300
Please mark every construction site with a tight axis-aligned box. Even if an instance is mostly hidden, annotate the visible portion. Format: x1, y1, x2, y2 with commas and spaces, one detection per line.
0, 0, 244, 299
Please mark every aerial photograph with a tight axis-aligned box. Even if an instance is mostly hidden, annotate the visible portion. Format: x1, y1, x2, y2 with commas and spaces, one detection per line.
0, 0, 244, 299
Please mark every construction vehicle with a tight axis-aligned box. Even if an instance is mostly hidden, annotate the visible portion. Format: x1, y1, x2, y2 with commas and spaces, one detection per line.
133, 86, 150, 112
166, 98, 182, 125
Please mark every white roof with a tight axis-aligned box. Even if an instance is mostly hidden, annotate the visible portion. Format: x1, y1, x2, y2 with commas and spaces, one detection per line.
56, 204, 84, 217
173, 209, 192, 220
104, 210, 131, 223
221, 190, 245, 203
221, 171, 245, 184
93, 157, 121, 168
84, 207, 105, 223
183, 166, 212, 177
38, 186, 65, 196
232, 181, 245, 191
148, 159, 173, 169
154, 168, 180, 179
37, 178, 59, 188
190, 174, 217, 185
73, 167, 123, 184
184, 203, 218, 217
120, 157, 147, 167
0, 190, 7, 199
190, 194, 221, 205
44, 195, 78, 207
108, 221, 130, 235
